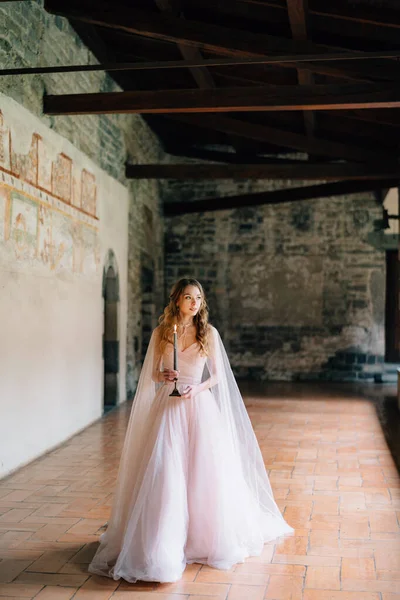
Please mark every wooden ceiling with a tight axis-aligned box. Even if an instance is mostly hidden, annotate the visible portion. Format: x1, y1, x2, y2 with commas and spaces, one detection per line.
38, 0, 400, 211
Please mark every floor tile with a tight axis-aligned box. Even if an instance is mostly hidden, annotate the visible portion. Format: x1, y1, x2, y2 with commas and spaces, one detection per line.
265, 575, 304, 599
305, 566, 340, 589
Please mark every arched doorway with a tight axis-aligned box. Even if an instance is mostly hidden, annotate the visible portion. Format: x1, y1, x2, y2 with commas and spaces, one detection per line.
141, 254, 155, 361
102, 250, 120, 412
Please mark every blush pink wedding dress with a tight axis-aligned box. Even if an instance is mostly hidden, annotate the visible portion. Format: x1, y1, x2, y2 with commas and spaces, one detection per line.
88, 326, 293, 583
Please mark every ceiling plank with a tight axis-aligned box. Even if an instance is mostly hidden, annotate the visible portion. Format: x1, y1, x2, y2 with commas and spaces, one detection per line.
43, 1, 400, 82
43, 83, 400, 115
126, 162, 400, 180
164, 178, 399, 215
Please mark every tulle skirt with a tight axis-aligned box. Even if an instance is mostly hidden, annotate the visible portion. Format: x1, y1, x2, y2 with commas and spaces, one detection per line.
88, 383, 293, 583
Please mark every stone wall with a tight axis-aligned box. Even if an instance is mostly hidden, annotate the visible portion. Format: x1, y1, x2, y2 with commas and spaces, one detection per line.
0, 0, 165, 396
165, 179, 386, 381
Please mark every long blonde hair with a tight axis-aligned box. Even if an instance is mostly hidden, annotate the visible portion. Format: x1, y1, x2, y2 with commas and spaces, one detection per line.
158, 278, 210, 356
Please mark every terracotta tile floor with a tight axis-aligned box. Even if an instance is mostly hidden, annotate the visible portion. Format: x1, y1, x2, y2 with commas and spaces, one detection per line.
0, 382, 399, 599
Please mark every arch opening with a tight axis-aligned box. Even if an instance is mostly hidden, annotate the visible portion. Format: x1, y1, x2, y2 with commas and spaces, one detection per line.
103, 251, 120, 411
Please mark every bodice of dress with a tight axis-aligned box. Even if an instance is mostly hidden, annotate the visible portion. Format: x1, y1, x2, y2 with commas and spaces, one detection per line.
162, 343, 207, 386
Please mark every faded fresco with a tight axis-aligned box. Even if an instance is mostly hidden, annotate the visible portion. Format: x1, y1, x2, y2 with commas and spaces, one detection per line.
0, 110, 100, 278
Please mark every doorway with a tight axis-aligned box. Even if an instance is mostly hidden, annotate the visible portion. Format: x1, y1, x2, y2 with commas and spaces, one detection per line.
141, 256, 155, 361
103, 250, 120, 411
385, 250, 400, 363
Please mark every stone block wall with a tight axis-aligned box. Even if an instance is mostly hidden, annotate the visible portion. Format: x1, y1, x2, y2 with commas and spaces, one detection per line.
0, 0, 165, 396
165, 178, 386, 381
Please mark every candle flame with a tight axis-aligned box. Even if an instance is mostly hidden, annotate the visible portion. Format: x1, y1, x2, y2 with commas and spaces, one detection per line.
173, 324, 177, 332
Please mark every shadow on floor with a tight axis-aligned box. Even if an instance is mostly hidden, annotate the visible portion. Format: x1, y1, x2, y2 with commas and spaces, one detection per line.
366, 387, 400, 474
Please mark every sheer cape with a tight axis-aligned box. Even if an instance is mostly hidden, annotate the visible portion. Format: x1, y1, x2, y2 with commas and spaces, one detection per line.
89, 324, 293, 579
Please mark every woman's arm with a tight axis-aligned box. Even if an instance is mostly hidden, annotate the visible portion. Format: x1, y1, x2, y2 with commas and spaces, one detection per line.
196, 354, 218, 393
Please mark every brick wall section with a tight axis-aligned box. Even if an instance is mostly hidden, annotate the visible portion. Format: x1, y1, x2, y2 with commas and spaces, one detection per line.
165, 178, 385, 381
0, 0, 164, 396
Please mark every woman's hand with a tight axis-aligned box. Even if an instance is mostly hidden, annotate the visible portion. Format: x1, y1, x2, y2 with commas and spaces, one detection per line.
181, 384, 200, 400
162, 368, 179, 382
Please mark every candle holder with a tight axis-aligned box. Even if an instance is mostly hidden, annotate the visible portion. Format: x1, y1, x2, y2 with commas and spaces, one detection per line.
169, 323, 181, 397
169, 378, 182, 397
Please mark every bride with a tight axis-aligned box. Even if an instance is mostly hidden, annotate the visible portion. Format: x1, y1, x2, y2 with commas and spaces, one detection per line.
89, 277, 293, 583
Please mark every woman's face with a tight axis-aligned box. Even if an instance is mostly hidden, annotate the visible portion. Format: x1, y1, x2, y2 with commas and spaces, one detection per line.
176, 285, 202, 319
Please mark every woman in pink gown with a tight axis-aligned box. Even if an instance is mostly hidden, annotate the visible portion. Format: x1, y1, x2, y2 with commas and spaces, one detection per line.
88, 278, 293, 583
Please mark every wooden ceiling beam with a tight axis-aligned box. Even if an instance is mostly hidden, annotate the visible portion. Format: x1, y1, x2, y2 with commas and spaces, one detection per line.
126, 162, 400, 180
43, 83, 400, 115
163, 145, 296, 163
164, 178, 399, 215
164, 114, 391, 163
43, 1, 400, 82
286, 0, 315, 138
315, 113, 399, 151
310, 14, 400, 47
330, 108, 400, 129
154, 0, 244, 154
308, 0, 400, 30
155, 0, 216, 90
214, 0, 400, 30
286, 0, 309, 42
5, 52, 400, 78
176, 148, 308, 162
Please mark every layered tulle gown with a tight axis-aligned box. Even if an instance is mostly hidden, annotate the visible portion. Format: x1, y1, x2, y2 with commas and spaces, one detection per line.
88, 326, 293, 583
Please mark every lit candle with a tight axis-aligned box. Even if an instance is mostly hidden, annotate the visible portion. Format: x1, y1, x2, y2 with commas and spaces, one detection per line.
169, 323, 181, 397
173, 324, 178, 372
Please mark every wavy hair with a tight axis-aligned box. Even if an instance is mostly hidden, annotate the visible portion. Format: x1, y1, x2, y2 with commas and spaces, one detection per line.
158, 278, 210, 356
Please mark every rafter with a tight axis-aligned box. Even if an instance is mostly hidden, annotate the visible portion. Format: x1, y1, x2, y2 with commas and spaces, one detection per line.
309, 0, 400, 30
163, 146, 304, 163
5, 52, 400, 78
154, 0, 246, 155
286, 0, 315, 138
331, 108, 400, 129
164, 178, 399, 215
43, 1, 400, 82
155, 0, 216, 90
43, 83, 400, 115
201, 0, 400, 30
126, 162, 400, 181
287, 0, 309, 42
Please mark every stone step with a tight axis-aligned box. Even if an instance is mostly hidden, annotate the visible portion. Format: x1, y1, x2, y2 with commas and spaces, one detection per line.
374, 364, 399, 383
383, 363, 400, 375
381, 373, 398, 383
374, 374, 397, 383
